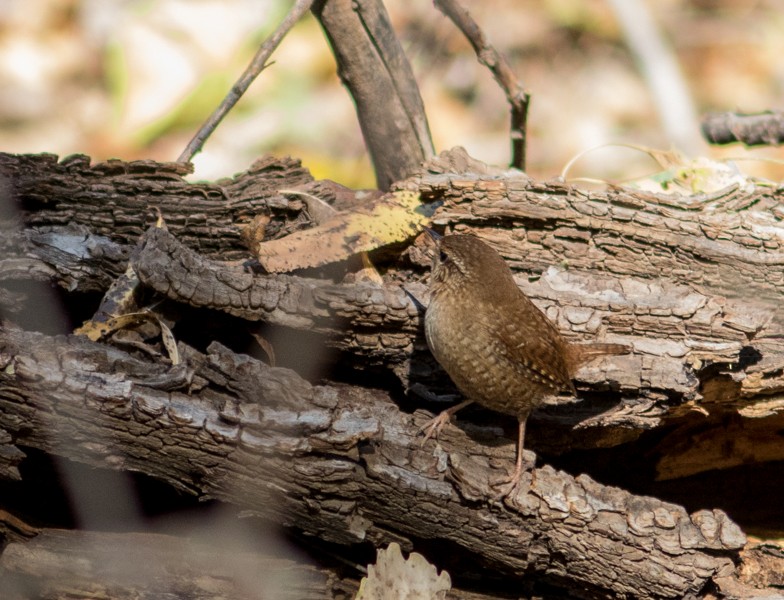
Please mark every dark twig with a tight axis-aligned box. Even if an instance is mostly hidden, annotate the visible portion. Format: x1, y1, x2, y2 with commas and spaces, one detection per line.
178, 0, 315, 164
702, 111, 784, 147
434, 0, 530, 170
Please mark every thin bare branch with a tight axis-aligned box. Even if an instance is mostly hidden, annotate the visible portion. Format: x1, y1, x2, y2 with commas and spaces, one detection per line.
433, 0, 529, 170
178, 0, 315, 164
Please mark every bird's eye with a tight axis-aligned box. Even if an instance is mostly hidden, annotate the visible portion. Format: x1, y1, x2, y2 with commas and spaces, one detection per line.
439, 250, 448, 263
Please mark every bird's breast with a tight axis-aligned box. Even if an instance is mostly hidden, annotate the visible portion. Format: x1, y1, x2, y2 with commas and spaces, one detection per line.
425, 295, 555, 418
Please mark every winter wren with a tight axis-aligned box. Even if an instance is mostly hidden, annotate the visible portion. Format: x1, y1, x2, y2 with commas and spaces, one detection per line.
423, 233, 627, 491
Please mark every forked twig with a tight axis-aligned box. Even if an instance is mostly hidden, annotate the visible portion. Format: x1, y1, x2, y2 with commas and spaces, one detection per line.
178, 0, 315, 164
433, 0, 530, 171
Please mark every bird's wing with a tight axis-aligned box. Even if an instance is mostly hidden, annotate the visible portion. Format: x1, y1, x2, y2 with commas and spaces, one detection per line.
479, 308, 575, 395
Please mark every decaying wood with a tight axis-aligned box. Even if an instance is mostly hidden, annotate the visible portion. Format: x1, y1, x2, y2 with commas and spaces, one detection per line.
0, 429, 24, 481
0, 152, 314, 260
3, 149, 784, 597
0, 324, 757, 599
126, 225, 765, 448
412, 151, 784, 309
4, 149, 784, 461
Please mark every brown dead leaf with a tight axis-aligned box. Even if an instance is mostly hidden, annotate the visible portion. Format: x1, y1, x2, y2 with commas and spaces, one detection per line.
240, 213, 272, 250
249, 332, 277, 366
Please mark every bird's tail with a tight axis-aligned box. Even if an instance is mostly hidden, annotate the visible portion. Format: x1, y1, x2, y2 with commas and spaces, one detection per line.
570, 342, 631, 366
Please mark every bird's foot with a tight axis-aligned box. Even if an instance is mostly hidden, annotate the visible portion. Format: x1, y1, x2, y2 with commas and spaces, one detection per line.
418, 410, 453, 445
417, 400, 473, 445
493, 454, 536, 497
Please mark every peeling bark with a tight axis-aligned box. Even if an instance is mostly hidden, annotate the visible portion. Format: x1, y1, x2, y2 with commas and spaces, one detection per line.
1, 152, 314, 260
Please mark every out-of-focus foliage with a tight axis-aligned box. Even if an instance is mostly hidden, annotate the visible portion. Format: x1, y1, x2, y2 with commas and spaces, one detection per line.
1, 0, 784, 186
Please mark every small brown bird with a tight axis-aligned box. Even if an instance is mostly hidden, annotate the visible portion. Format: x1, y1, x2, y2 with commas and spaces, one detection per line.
423, 233, 627, 491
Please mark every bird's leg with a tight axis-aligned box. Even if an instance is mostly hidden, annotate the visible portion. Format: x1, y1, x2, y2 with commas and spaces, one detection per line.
495, 417, 535, 495
419, 399, 473, 445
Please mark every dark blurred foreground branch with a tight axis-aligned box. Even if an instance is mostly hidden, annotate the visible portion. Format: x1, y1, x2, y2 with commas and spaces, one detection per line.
0, 528, 356, 600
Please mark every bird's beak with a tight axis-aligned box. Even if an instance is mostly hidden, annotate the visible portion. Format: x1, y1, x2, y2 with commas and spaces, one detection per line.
424, 227, 442, 241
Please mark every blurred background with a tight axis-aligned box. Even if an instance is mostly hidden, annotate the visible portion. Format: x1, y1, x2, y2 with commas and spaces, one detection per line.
1, 0, 783, 187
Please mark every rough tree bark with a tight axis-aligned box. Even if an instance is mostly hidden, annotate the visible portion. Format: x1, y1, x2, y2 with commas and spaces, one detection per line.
1, 150, 784, 599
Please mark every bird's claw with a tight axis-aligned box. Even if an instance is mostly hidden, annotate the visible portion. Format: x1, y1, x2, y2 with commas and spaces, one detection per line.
418, 411, 452, 445
492, 455, 536, 497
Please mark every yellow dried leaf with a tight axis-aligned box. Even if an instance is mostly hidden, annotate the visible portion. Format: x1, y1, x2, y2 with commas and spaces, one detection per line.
355, 251, 384, 285
252, 190, 427, 272
158, 319, 180, 365
76, 311, 180, 365
77, 213, 169, 330
75, 312, 149, 341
